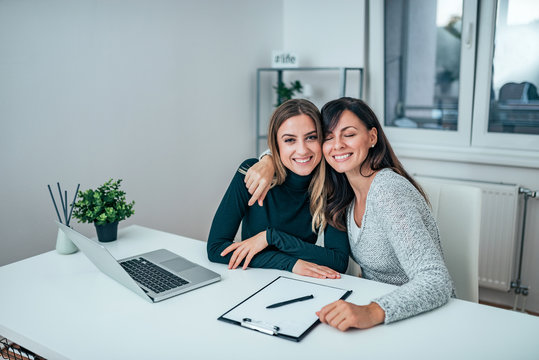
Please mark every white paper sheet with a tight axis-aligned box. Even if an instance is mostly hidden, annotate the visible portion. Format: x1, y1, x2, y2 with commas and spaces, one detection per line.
220, 276, 351, 339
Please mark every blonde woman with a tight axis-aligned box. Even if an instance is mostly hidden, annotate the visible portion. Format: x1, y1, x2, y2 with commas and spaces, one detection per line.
207, 99, 350, 278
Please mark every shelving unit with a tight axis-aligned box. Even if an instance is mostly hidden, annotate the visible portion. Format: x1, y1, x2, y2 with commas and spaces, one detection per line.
255, 67, 364, 154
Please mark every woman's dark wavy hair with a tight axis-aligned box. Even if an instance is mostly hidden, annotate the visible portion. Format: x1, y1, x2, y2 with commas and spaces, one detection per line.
321, 97, 429, 231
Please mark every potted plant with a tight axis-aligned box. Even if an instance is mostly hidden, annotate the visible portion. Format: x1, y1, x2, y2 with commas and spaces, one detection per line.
72, 179, 135, 242
274, 80, 303, 106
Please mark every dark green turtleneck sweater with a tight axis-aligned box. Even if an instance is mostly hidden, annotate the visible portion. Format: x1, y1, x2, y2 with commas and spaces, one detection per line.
207, 158, 350, 273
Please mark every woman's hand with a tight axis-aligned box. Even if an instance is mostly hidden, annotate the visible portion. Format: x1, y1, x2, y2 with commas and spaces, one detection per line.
245, 155, 274, 206
220, 231, 268, 270
292, 259, 341, 279
316, 301, 385, 331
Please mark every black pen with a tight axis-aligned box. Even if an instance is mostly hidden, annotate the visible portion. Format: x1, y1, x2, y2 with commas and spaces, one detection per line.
266, 294, 314, 309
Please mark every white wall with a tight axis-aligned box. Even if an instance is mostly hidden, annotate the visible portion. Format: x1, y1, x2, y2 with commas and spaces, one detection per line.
283, 0, 365, 67
0, 0, 283, 266
278, 0, 365, 113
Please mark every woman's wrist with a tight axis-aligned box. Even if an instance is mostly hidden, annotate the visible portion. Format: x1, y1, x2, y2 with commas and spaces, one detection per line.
261, 230, 268, 246
366, 302, 385, 326
259, 153, 273, 163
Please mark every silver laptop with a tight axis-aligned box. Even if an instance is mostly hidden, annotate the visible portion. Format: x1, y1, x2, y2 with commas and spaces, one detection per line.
57, 222, 220, 303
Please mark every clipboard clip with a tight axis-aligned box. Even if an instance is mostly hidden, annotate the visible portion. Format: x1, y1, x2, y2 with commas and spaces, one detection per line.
241, 318, 280, 336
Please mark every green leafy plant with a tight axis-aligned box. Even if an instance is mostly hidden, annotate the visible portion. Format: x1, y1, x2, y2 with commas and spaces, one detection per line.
274, 80, 303, 107
72, 179, 135, 226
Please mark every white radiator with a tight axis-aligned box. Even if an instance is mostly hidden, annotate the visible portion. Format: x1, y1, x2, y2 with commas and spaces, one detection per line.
415, 176, 521, 291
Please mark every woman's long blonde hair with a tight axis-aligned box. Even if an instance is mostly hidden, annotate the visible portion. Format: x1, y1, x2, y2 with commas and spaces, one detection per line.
267, 99, 326, 233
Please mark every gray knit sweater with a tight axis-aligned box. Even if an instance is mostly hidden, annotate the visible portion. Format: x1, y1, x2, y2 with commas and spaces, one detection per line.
347, 168, 454, 323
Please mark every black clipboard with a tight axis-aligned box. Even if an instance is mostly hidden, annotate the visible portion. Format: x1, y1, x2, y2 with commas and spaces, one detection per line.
218, 276, 352, 342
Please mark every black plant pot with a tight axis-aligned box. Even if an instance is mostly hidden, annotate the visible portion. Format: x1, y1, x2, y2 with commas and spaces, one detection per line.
94, 221, 119, 242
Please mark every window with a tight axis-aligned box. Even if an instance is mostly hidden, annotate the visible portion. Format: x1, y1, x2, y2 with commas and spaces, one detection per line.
384, 0, 463, 132
368, 0, 539, 158
488, 1, 539, 135
472, 0, 539, 151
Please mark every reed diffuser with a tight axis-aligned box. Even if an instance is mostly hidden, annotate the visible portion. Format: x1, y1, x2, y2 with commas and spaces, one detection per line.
47, 182, 80, 254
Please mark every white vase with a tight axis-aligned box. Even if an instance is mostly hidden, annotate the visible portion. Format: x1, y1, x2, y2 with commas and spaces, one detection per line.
56, 228, 78, 255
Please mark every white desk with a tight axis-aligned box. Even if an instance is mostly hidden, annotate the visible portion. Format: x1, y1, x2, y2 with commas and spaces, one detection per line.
1, 225, 538, 360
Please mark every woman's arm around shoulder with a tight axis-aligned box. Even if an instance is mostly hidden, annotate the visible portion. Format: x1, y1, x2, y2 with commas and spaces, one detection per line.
245, 154, 274, 206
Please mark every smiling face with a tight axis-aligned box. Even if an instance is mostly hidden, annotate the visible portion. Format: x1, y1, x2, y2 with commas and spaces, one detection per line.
276, 114, 322, 176
322, 110, 377, 174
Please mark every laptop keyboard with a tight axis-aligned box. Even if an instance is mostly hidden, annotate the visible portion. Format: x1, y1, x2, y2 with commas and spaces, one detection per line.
120, 257, 189, 294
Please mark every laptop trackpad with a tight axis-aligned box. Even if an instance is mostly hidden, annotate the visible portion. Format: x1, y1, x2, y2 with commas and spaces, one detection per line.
161, 258, 197, 273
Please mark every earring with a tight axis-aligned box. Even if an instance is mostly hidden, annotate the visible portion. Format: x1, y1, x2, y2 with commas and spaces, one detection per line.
371, 144, 375, 148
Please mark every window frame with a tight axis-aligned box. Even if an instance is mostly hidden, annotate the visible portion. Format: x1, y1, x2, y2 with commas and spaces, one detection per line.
366, 0, 539, 168
471, 0, 539, 151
